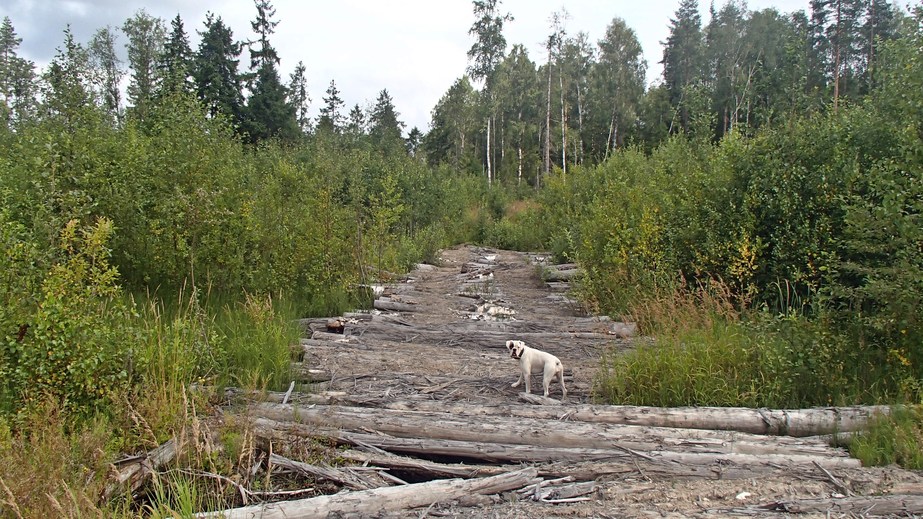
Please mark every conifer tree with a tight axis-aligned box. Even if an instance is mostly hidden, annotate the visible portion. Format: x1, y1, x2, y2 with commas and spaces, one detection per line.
242, 0, 297, 142
288, 60, 311, 133
369, 89, 405, 148
316, 79, 345, 133
662, 0, 705, 132
193, 13, 244, 127
160, 14, 194, 94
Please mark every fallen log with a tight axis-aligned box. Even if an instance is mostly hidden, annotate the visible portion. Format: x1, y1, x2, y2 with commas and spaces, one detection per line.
195, 467, 538, 519
268, 453, 374, 490
751, 494, 923, 515
251, 403, 854, 458
250, 418, 861, 479
103, 439, 176, 501
543, 268, 583, 282
229, 387, 884, 438
377, 399, 886, 437
373, 298, 417, 313
337, 449, 511, 478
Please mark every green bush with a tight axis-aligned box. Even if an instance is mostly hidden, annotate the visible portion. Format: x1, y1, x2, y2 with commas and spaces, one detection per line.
2, 218, 140, 421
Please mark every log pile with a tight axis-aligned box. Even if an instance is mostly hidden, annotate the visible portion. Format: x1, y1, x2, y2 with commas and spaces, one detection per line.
207, 398, 899, 517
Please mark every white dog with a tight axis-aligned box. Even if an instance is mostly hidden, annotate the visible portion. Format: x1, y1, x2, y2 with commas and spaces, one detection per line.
506, 340, 567, 398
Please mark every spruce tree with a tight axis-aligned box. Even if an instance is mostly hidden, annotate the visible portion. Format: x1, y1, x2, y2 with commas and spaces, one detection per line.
662, 0, 705, 132
160, 14, 194, 95
316, 79, 344, 134
193, 13, 244, 127
242, 0, 297, 143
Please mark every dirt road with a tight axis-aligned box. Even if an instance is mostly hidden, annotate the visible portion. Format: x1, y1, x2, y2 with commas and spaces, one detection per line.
286, 245, 922, 518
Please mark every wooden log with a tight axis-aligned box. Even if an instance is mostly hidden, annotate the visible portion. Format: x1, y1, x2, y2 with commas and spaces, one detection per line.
249, 418, 861, 477
748, 495, 923, 515
231, 387, 885, 438
195, 467, 538, 519
103, 439, 176, 501
379, 399, 887, 437
337, 450, 511, 478
309, 330, 355, 342
373, 298, 417, 313
544, 268, 583, 281
289, 363, 331, 383
268, 453, 374, 490
250, 403, 854, 458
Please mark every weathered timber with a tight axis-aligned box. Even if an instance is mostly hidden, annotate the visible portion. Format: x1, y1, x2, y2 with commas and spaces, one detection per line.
373, 298, 417, 313
310, 330, 355, 342
195, 467, 538, 519
268, 453, 374, 490
337, 449, 512, 478
249, 418, 861, 478
289, 363, 331, 382
543, 268, 583, 281
341, 320, 615, 346
250, 403, 855, 458
375, 399, 886, 437
749, 494, 923, 515
229, 387, 884, 437
103, 439, 176, 501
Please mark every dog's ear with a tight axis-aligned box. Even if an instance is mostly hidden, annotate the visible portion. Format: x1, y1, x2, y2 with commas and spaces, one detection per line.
506, 340, 514, 351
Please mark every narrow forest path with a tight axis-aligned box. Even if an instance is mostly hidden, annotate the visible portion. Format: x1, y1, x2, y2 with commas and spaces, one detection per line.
299, 245, 618, 406
223, 245, 923, 519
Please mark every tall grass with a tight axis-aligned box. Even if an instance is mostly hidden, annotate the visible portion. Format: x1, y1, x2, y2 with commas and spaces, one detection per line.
849, 406, 923, 469
594, 280, 919, 409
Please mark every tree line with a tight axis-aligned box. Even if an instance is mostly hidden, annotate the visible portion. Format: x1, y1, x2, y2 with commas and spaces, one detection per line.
2, 0, 909, 179
425, 0, 908, 186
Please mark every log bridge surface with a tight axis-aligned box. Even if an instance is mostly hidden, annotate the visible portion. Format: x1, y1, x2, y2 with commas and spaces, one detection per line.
198, 245, 921, 518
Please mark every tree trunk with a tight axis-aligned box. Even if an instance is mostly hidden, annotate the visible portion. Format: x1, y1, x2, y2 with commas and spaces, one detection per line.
250, 417, 861, 475
486, 115, 492, 184
249, 403, 857, 459
544, 47, 553, 177
196, 467, 537, 519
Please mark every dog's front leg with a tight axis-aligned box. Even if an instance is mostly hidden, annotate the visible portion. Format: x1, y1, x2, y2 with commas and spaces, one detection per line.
511, 371, 523, 388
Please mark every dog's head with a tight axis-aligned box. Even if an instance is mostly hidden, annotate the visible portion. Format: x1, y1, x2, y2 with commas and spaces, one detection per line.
506, 340, 526, 359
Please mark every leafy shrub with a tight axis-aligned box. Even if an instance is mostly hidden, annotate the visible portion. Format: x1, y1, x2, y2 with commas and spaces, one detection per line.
3, 218, 140, 421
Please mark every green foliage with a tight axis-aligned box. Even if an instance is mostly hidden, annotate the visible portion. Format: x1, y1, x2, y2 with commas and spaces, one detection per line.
597, 312, 916, 408
2, 218, 140, 420
850, 406, 923, 469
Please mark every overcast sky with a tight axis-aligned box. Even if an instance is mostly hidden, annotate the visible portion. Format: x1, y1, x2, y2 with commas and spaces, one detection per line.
1, 0, 816, 132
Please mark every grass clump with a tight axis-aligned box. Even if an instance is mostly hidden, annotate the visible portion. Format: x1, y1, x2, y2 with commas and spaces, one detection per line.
849, 406, 923, 469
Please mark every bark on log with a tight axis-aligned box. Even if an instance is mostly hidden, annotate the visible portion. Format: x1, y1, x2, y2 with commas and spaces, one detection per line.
373, 298, 417, 313
250, 417, 861, 478
250, 403, 854, 459
195, 467, 538, 519
752, 494, 923, 515
377, 399, 885, 437
544, 268, 583, 281
103, 439, 176, 501
229, 387, 885, 438
268, 453, 373, 490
